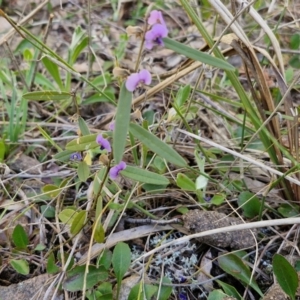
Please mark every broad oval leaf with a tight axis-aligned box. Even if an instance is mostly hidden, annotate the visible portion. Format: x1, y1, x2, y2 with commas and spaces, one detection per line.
58, 208, 78, 225
128, 283, 158, 300
129, 123, 187, 167
121, 166, 169, 185
273, 254, 298, 300
238, 191, 262, 218
23, 90, 71, 101
113, 83, 132, 163
163, 38, 235, 71
10, 259, 29, 275
112, 242, 131, 286
218, 253, 263, 297
63, 265, 108, 292
12, 224, 29, 249
77, 161, 90, 182
70, 210, 87, 235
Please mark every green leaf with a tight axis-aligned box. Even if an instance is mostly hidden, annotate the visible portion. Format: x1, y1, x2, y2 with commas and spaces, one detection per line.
42, 184, 60, 197
78, 116, 91, 136
175, 84, 191, 108
70, 210, 87, 235
94, 221, 105, 243
290, 33, 300, 50
273, 254, 298, 300
63, 265, 108, 292
176, 173, 196, 191
218, 253, 263, 296
23, 90, 71, 101
69, 26, 89, 65
77, 161, 90, 182
66, 133, 99, 151
0, 138, 6, 161
278, 203, 300, 217
10, 259, 29, 275
129, 123, 187, 167
112, 242, 131, 297
163, 38, 235, 71
238, 191, 262, 218
211, 194, 226, 206
47, 252, 60, 274
12, 224, 29, 249
54, 150, 76, 161
58, 208, 78, 225
113, 83, 132, 163
42, 57, 64, 89
207, 290, 228, 300
128, 283, 158, 300
216, 280, 242, 300
120, 166, 169, 185
156, 277, 173, 300
97, 249, 112, 270
40, 205, 56, 218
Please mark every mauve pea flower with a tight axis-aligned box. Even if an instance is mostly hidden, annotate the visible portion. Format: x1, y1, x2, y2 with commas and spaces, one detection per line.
96, 134, 111, 152
145, 24, 168, 50
148, 10, 166, 27
70, 152, 82, 161
108, 121, 115, 131
109, 161, 127, 180
126, 69, 151, 92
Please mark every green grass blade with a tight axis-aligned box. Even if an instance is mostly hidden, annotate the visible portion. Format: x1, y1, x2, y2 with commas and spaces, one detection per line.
163, 37, 235, 71
113, 83, 132, 163
129, 123, 187, 167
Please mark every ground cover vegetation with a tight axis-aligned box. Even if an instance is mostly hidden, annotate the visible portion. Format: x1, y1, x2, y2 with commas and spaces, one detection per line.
0, 0, 300, 299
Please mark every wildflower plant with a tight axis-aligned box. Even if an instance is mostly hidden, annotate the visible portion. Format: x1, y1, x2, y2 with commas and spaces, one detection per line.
2, 0, 296, 299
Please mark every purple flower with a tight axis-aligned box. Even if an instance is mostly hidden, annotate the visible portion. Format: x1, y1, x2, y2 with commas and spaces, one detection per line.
109, 161, 126, 180
148, 10, 166, 27
125, 69, 151, 92
96, 134, 111, 152
145, 24, 168, 50
70, 152, 82, 161
108, 121, 115, 131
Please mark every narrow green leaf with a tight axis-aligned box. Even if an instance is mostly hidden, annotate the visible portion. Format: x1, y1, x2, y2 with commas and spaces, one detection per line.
0, 138, 6, 161
78, 116, 91, 136
113, 83, 132, 163
218, 253, 263, 296
54, 150, 75, 162
175, 84, 191, 108
42, 56, 64, 89
216, 280, 242, 300
121, 166, 169, 185
163, 38, 235, 71
112, 242, 131, 292
273, 254, 298, 300
10, 259, 29, 275
23, 90, 72, 101
176, 173, 196, 191
66, 133, 99, 151
70, 210, 87, 235
63, 265, 108, 292
12, 224, 29, 249
129, 123, 187, 167
94, 221, 105, 243
77, 161, 90, 182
